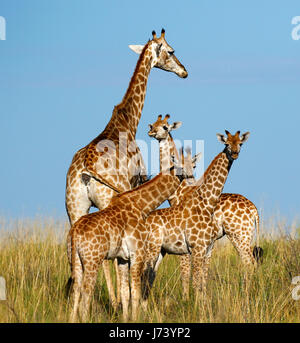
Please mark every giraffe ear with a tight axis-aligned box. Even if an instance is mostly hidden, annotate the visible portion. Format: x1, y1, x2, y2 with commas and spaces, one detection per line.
128, 45, 145, 54
216, 133, 227, 144
240, 131, 250, 143
170, 121, 182, 131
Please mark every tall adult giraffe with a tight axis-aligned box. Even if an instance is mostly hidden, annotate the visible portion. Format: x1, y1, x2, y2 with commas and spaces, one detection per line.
148, 116, 262, 299
65, 29, 188, 308
142, 130, 250, 299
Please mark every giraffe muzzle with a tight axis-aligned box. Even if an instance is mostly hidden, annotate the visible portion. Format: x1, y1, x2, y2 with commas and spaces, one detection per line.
179, 69, 188, 78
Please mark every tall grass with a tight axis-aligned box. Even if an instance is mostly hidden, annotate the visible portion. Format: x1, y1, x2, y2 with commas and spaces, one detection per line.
0, 217, 299, 323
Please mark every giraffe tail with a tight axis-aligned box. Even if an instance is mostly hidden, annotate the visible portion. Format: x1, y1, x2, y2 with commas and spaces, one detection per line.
252, 209, 263, 264
65, 277, 73, 299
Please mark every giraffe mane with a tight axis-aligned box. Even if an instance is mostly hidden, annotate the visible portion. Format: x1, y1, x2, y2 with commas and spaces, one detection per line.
181, 152, 224, 201
119, 41, 151, 106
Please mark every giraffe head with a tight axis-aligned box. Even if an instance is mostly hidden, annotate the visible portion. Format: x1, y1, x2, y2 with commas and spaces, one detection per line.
171, 148, 202, 180
180, 147, 202, 180
129, 29, 188, 78
217, 130, 250, 160
148, 114, 182, 141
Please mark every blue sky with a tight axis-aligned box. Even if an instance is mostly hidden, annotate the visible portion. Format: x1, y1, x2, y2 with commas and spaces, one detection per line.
0, 0, 299, 222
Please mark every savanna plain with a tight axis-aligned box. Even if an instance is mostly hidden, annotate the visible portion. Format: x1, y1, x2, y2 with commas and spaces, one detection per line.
0, 216, 299, 323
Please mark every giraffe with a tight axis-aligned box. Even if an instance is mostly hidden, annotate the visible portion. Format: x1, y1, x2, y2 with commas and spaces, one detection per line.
65, 29, 188, 308
142, 130, 250, 300
148, 116, 262, 299
178, 192, 262, 299
67, 160, 190, 322
148, 114, 201, 203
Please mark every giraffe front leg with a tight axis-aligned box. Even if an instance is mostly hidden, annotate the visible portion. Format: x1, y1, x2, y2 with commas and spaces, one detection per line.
202, 241, 215, 290
141, 238, 162, 306
130, 253, 144, 321
118, 258, 130, 322
179, 254, 191, 301
191, 248, 207, 296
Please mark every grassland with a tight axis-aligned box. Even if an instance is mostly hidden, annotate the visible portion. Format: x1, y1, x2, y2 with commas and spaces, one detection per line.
0, 217, 299, 323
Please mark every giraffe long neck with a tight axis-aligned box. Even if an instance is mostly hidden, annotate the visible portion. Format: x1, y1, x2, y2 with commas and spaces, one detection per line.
192, 151, 232, 213
102, 42, 153, 140
118, 173, 181, 216
168, 177, 195, 206
158, 135, 193, 206
159, 134, 180, 174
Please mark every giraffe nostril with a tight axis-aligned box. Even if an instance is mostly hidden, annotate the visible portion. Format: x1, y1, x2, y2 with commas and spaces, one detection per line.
181, 70, 188, 78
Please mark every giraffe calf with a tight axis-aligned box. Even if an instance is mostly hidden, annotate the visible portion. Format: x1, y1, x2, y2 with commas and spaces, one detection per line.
67, 168, 188, 322
142, 130, 251, 300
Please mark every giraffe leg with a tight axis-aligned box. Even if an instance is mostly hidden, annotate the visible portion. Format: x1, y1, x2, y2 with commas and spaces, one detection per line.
130, 253, 144, 321
227, 233, 255, 305
102, 260, 119, 310
115, 258, 121, 306
179, 254, 191, 301
118, 258, 130, 322
79, 265, 100, 322
191, 247, 207, 295
141, 239, 163, 305
202, 241, 215, 291
86, 180, 121, 310
227, 233, 256, 267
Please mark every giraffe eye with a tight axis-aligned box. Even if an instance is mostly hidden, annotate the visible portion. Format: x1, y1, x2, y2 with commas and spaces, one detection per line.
163, 125, 168, 131
168, 50, 175, 56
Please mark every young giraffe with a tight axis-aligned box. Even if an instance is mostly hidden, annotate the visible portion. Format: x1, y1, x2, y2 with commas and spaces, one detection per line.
178, 192, 262, 299
142, 130, 250, 299
65, 29, 188, 308
148, 117, 262, 299
148, 114, 201, 203
68, 161, 190, 322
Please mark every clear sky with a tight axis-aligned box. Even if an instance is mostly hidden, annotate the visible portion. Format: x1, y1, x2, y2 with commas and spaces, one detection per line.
0, 0, 299, 222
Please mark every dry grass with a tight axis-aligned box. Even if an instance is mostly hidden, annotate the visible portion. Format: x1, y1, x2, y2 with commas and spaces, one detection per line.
0, 217, 299, 323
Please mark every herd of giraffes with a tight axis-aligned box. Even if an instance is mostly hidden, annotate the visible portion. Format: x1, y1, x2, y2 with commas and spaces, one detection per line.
64, 29, 263, 322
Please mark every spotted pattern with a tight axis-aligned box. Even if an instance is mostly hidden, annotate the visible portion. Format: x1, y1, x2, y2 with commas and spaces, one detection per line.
68, 172, 184, 322
65, 30, 188, 310
143, 131, 250, 299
